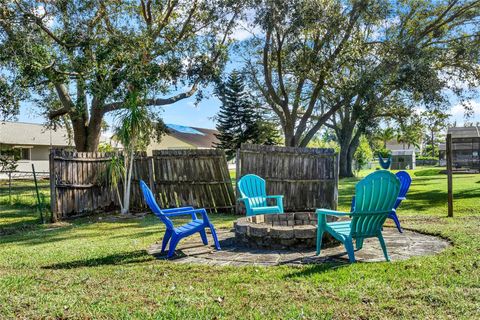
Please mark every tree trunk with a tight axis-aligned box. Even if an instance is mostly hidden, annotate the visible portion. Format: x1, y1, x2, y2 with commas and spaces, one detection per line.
283, 121, 298, 147
337, 125, 354, 178
122, 148, 135, 214
339, 144, 351, 178
431, 131, 435, 157
346, 132, 361, 177
71, 123, 103, 152
69, 106, 104, 152
339, 142, 358, 178
337, 121, 362, 178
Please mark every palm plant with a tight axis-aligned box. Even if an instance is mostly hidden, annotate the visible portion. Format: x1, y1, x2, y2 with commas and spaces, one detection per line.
105, 154, 126, 212
108, 91, 165, 214
376, 127, 395, 149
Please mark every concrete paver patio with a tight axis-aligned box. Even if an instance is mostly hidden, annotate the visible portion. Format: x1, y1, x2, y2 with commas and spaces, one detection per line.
147, 227, 450, 266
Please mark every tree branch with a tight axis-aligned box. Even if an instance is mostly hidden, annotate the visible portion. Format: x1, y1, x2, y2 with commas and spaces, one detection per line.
294, 3, 364, 143
263, 28, 287, 108
14, 1, 76, 48
102, 82, 199, 113
49, 83, 75, 119
299, 98, 347, 147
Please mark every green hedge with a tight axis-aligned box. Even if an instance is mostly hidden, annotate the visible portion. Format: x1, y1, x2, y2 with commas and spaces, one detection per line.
417, 156, 438, 161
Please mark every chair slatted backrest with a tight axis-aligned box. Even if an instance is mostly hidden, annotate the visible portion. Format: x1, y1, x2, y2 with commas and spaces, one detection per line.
140, 180, 174, 230
350, 171, 400, 237
378, 155, 392, 169
237, 174, 267, 208
394, 171, 412, 209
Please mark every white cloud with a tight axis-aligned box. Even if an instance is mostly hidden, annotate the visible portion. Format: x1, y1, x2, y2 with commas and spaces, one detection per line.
230, 23, 262, 41
439, 68, 480, 91
230, 28, 254, 41
450, 100, 480, 115
34, 6, 54, 28
449, 99, 480, 124
229, 10, 262, 41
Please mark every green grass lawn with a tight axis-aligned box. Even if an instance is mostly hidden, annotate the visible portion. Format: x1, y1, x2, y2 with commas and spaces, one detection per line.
0, 168, 479, 319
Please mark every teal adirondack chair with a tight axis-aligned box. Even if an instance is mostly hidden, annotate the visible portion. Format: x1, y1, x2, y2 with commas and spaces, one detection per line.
316, 170, 400, 262
237, 174, 284, 216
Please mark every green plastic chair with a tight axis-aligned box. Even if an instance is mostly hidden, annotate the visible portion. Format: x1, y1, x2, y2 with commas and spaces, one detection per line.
316, 170, 400, 262
237, 174, 284, 216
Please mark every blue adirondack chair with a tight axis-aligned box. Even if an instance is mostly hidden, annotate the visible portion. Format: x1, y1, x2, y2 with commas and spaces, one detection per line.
317, 170, 400, 262
350, 171, 411, 233
379, 155, 392, 169
388, 171, 412, 232
140, 180, 220, 258
237, 174, 284, 216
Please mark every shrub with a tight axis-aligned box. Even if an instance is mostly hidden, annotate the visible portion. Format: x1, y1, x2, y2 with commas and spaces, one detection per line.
414, 168, 442, 176
417, 156, 438, 161
375, 148, 391, 158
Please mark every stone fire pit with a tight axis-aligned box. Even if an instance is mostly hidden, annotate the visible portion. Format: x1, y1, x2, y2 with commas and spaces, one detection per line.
234, 212, 338, 250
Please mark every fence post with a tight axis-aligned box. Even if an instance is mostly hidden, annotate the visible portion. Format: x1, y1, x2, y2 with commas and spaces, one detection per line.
49, 151, 57, 222
235, 148, 241, 215
8, 171, 12, 205
446, 133, 453, 217
32, 163, 44, 224
147, 156, 155, 192
334, 152, 340, 210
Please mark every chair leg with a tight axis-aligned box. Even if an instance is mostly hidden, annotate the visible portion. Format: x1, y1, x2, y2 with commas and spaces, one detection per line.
344, 237, 356, 263
161, 230, 172, 253
378, 234, 390, 262
390, 213, 403, 233
316, 228, 324, 256
199, 229, 208, 245
356, 237, 364, 250
209, 224, 221, 250
167, 236, 180, 258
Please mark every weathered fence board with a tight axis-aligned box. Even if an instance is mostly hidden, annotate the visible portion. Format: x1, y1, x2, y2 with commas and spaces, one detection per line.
50, 148, 235, 220
50, 150, 118, 221
130, 153, 154, 209
237, 144, 338, 212
151, 149, 235, 214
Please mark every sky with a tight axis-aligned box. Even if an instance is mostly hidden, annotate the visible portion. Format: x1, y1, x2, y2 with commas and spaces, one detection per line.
16, 83, 480, 130
17, 89, 221, 129
13, 9, 480, 130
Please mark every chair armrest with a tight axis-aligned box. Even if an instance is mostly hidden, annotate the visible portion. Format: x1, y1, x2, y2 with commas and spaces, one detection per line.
162, 207, 194, 213
266, 195, 284, 212
164, 208, 211, 222
316, 209, 350, 228
163, 211, 196, 219
187, 208, 211, 222
266, 195, 284, 199
316, 209, 351, 216
237, 197, 253, 211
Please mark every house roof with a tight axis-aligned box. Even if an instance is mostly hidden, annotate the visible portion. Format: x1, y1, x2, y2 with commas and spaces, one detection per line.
166, 124, 219, 148
385, 139, 420, 152
0, 121, 71, 146
392, 149, 416, 156
0, 121, 220, 149
447, 126, 480, 139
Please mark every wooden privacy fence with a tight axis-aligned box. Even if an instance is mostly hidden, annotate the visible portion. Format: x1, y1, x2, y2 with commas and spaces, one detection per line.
236, 144, 339, 212
150, 149, 235, 213
49, 149, 118, 221
50, 149, 235, 220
